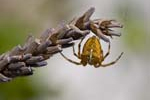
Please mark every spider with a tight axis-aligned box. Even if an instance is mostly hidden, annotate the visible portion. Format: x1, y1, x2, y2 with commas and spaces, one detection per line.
60, 35, 123, 68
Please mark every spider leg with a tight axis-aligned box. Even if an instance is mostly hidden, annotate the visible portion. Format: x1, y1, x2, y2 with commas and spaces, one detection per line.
103, 42, 111, 59
101, 52, 123, 67
72, 43, 79, 58
96, 29, 110, 43
90, 22, 110, 43
78, 36, 85, 58
60, 52, 81, 65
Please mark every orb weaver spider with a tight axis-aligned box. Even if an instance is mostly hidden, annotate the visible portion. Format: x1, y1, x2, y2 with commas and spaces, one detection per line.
60, 36, 123, 68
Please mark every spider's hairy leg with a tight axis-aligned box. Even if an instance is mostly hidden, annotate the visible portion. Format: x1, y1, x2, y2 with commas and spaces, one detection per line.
78, 36, 85, 58
103, 42, 111, 59
108, 29, 121, 37
96, 29, 110, 43
72, 43, 79, 58
101, 52, 123, 67
60, 52, 81, 65
90, 22, 110, 43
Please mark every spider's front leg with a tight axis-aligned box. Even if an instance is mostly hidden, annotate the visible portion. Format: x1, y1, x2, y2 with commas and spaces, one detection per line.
90, 19, 123, 43
90, 22, 110, 43
97, 19, 122, 36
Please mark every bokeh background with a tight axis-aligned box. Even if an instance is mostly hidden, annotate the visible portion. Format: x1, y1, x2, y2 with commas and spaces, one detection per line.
0, 0, 150, 100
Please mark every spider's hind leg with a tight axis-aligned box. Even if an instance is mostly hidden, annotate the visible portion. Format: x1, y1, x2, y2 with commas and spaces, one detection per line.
103, 42, 111, 59
101, 52, 123, 67
60, 52, 81, 65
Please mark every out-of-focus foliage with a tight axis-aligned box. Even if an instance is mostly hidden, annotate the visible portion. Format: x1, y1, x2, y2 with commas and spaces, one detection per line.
38, 0, 76, 24
115, 2, 150, 54
0, 78, 38, 100
0, 77, 61, 100
0, 18, 37, 53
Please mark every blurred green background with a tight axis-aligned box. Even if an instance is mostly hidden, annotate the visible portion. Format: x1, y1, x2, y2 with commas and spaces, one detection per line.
0, 0, 149, 100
